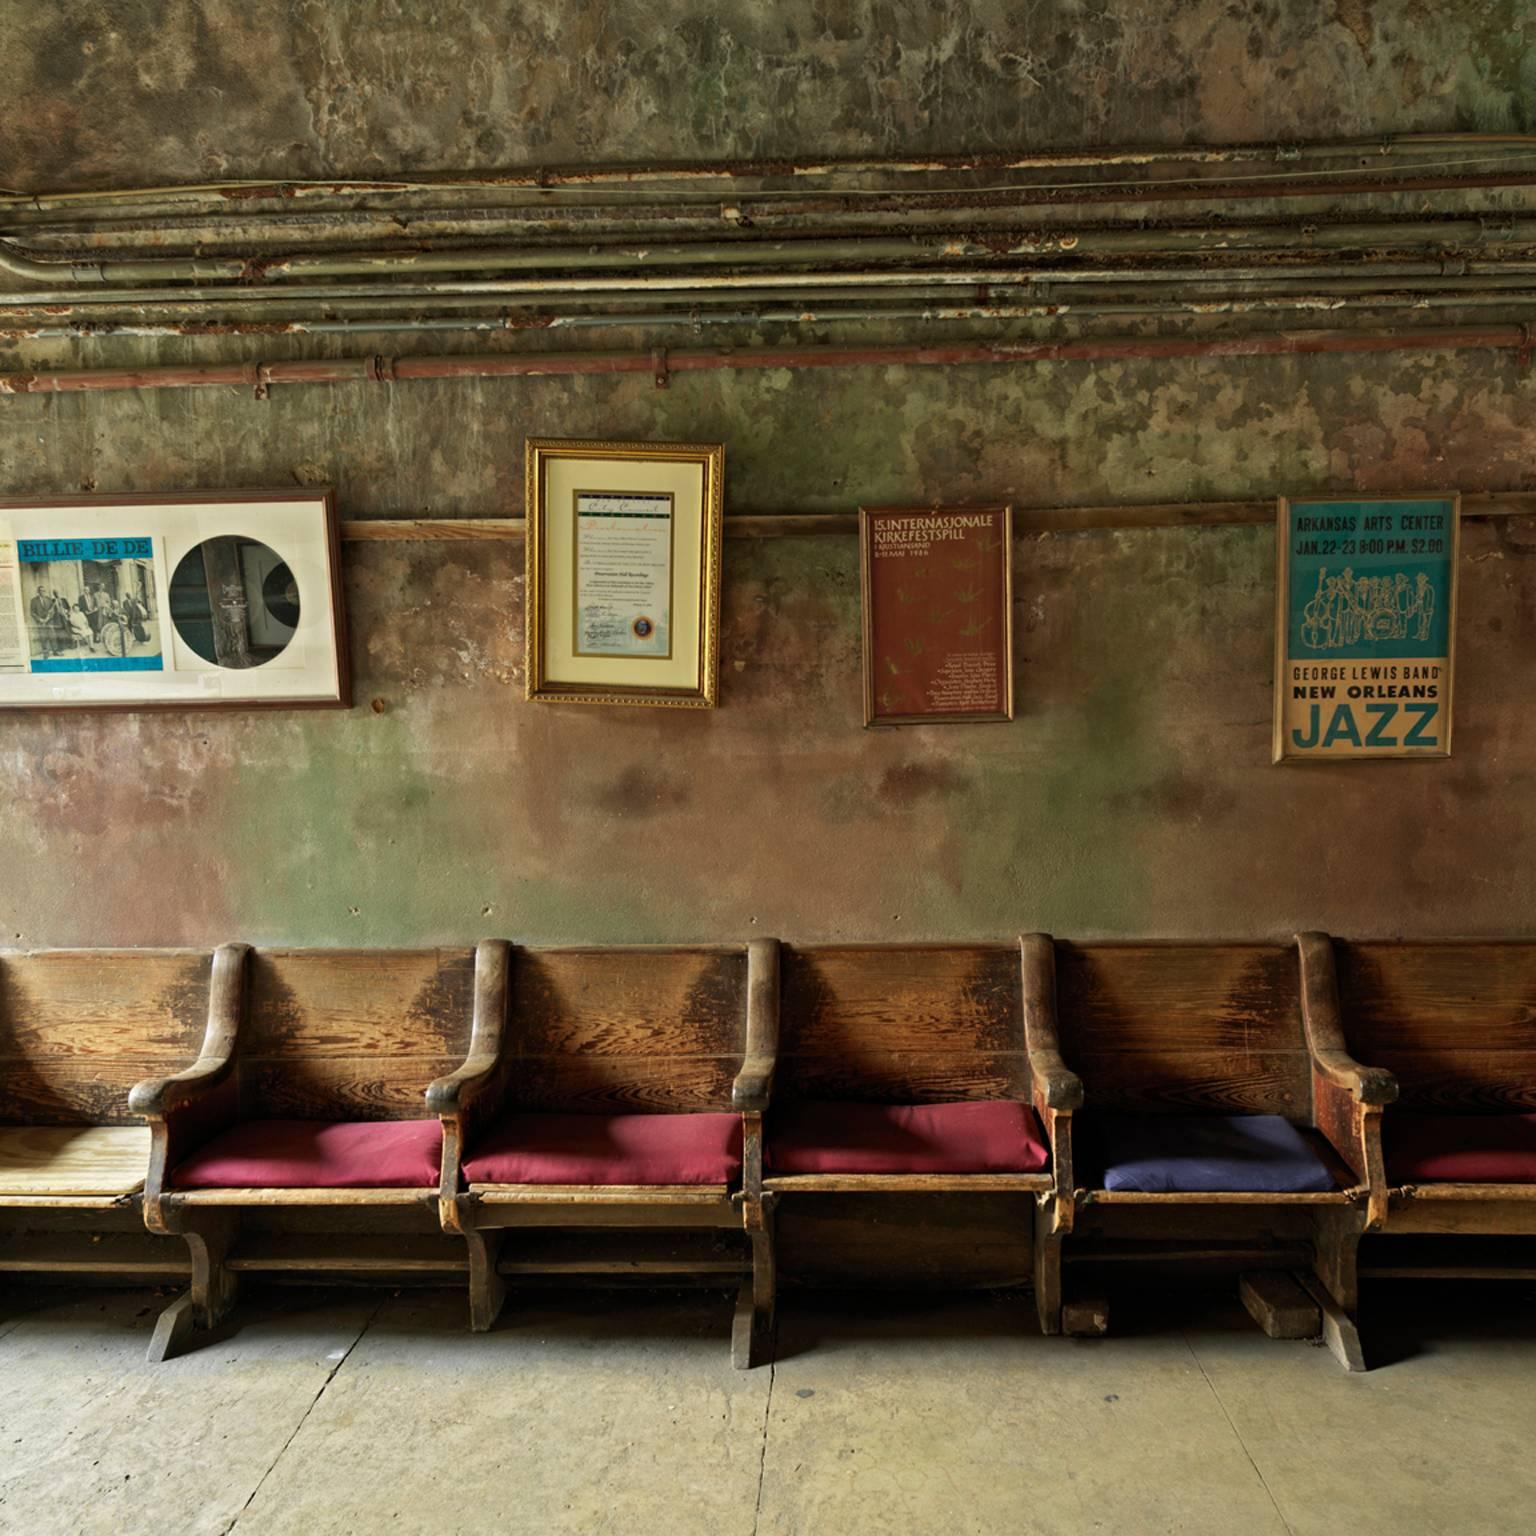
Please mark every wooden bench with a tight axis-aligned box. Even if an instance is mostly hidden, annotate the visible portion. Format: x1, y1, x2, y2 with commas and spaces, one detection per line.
0, 947, 214, 1285
1326, 936, 1536, 1273
432, 940, 778, 1369
131, 943, 483, 1361
1052, 937, 1395, 1369
761, 937, 1079, 1347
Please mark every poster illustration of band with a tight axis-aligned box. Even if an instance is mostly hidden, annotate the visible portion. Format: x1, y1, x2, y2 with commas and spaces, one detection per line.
860, 505, 1013, 726
13, 537, 163, 674
1274, 494, 1459, 762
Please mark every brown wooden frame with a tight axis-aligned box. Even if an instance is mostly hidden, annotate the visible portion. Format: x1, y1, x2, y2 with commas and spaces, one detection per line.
0, 488, 350, 712
131, 943, 483, 1362
0, 945, 221, 1297
1327, 936, 1536, 1266
762, 936, 1080, 1341
430, 939, 781, 1369
1053, 937, 1395, 1370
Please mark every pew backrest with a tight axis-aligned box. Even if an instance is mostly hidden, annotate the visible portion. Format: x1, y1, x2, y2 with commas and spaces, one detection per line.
239, 948, 477, 1119
1053, 943, 1312, 1117
777, 944, 1028, 1103
0, 949, 209, 1125
503, 945, 751, 1114
1334, 941, 1536, 1112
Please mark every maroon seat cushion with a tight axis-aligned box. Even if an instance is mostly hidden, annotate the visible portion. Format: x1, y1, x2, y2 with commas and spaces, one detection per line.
766, 1099, 1049, 1176
172, 1118, 442, 1189
463, 1112, 743, 1185
1384, 1112, 1536, 1184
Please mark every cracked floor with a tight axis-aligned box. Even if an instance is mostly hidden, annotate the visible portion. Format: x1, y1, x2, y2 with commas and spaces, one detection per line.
1, 1281, 1534, 1535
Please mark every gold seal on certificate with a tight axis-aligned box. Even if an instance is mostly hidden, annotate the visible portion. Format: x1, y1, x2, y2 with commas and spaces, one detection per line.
574, 491, 674, 659
525, 439, 724, 708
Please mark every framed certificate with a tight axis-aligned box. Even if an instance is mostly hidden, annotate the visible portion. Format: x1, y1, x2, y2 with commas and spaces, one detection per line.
859, 504, 1014, 726
525, 438, 724, 707
1273, 493, 1459, 762
0, 489, 349, 710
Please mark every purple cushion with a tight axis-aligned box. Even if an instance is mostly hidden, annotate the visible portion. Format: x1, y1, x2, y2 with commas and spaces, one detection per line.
766, 1099, 1049, 1176
1385, 1113, 1536, 1184
172, 1119, 442, 1189
1093, 1114, 1336, 1194
463, 1112, 742, 1185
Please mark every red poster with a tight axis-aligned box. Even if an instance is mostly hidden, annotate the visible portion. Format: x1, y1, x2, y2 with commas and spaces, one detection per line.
860, 505, 1014, 726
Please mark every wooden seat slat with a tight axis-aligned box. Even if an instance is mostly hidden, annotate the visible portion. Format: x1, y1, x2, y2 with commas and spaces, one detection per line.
763, 1172, 1051, 1193
0, 1124, 150, 1196
468, 1183, 732, 1204
166, 1186, 435, 1207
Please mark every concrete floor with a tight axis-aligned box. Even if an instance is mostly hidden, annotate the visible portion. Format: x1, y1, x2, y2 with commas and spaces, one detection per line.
1, 1281, 1533, 1535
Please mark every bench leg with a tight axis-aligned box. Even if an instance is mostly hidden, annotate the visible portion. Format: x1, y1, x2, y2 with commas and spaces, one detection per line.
1309, 1207, 1368, 1372
733, 1201, 777, 1370
146, 1212, 239, 1363
465, 1229, 506, 1333
145, 1291, 198, 1364
1032, 1201, 1064, 1336
187, 1212, 241, 1331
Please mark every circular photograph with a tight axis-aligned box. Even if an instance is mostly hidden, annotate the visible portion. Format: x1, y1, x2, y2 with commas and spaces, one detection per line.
169, 536, 301, 669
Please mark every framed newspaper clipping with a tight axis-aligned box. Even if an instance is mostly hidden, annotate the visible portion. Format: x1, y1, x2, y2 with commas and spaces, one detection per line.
0, 489, 349, 710
860, 504, 1014, 726
1273, 493, 1459, 762
525, 438, 724, 708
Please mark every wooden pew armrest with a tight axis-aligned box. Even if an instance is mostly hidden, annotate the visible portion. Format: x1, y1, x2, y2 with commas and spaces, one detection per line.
1028, 1049, 1084, 1113
732, 1055, 776, 1112
1314, 1051, 1398, 1106
426, 1055, 503, 1118
128, 1058, 235, 1120
734, 938, 780, 1114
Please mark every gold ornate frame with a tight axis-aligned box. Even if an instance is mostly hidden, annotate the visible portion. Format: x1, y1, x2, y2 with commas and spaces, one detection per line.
525, 438, 724, 707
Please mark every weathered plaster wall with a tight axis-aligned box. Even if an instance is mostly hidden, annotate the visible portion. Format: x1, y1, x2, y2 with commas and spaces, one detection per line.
3, 3, 1536, 947
7, 0, 1536, 181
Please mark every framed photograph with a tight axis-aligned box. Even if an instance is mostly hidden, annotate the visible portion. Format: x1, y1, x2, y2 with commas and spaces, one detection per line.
525, 437, 724, 708
0, 490, 349, 710
860, 504, 1014, 726
1274, 493, 1459, 763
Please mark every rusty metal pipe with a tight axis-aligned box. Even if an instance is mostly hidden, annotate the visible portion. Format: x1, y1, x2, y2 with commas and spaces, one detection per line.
7, 132, 1536, 213
12, 254, 1536, 317
3, 323, 1531, 397
11, 290, 1536, 342
9, 214, 1536, 287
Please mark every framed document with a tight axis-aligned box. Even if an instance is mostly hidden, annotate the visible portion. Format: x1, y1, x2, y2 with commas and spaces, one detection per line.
860, 504, 1014, 726
1274, 493, 1459, 762
0, 489, 349, 710
525, 438, 724, 707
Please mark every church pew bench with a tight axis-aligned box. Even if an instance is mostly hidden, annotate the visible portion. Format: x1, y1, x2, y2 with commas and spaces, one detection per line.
1054, 937, 1396, 1370
1327, 936, 1536, 1283
0, 947, 218, 1289
431, 939, 779, 1369
759, 935, 1080, 1348
130, 943, 484, 1361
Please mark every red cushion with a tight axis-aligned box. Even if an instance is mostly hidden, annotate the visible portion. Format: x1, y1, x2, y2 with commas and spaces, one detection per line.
1385, 1112, 1536, 1184
463, 1112, 743, 1185
766, 1099, 1049, 1176
172, 1119, 442, 1189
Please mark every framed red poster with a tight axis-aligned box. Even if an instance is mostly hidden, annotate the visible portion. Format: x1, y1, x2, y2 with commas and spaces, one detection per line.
859, 504, 1014, 727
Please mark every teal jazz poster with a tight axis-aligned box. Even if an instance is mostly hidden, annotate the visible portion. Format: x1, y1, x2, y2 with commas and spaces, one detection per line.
1274, 495, 1459, 762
